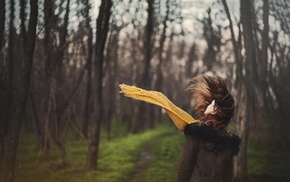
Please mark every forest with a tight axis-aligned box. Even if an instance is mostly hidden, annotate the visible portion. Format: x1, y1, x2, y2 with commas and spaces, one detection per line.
0, 0, 290, 182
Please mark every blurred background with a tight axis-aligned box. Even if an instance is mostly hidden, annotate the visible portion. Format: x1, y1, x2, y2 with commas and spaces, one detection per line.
0, 0, 290, 181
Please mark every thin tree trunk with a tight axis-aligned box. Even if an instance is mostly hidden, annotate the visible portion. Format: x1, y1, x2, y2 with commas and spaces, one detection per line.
155, 0, 169, 123
52, 0, 70, 166
105, 30, 119, 140
87, 0, 112, 170
0, 0, 5, 52
233, 85, 247, 176
4, 0, 38, 181
42, 0, 54, 153
20, 0, 27, 47
221, 0, 243, 84
221, 0, 249, 178
83, 32, 93, 139
0, 0, 6, 162
135, 0, 154, 132
260, 0, 269, 109
28, 91, 42, 148
41, 0, 70, 165
83, 0, 93, 139
7, 0, 15, 131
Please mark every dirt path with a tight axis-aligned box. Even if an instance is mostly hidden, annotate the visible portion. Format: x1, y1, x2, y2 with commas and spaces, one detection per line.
122, 131, 174, 182
126, 142, 155, 182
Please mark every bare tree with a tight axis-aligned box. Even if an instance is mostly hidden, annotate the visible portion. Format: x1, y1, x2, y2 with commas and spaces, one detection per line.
221, 0, 243, 83
0, 0, 5, 52
82, 0, 93, 139
0, 0, 6, 161
7, 0, 15, 133
40, 0, 71, 166
3, 0, 38, 181
20, 0, 27, 46
270, 0, 290, 36
135, 0, 155, 132
234, 0, 258, 177
42, 0, 54, 153
200, 8, 221, 71
220, 0, 247, 178
155, 0, 170, 122
104, 25, 121, 140
87, 0, 112, 170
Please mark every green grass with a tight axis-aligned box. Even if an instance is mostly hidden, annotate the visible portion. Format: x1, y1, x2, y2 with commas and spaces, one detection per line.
246, 141, 290, 181
2, 123, 290, 182
10, 126, 174, 182
137, 129, 184, 182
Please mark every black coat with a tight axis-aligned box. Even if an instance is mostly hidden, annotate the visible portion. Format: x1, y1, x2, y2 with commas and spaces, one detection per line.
176, 123, 240, 182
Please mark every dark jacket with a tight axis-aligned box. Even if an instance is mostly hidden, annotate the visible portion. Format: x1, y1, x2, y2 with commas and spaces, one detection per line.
176, 123, 240, 182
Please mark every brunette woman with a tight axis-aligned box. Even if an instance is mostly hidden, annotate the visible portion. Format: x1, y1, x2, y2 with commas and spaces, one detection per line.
176, 75, 240, 182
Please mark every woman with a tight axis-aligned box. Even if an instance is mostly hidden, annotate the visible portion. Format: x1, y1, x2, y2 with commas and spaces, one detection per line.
176, 75, 240, 182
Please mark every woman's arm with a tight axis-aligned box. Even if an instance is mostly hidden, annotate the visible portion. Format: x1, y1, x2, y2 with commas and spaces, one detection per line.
176, 135, 199, 182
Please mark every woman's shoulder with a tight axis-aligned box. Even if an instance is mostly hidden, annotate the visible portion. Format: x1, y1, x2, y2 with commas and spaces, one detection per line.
184, 122, 241, 155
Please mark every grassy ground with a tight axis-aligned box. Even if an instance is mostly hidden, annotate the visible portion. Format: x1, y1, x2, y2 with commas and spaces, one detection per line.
1, 124, 290, 182
240, 141, 290, 182
6, 125, 182, 182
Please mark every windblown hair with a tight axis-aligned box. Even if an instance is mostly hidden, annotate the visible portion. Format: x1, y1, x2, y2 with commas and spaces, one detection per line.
186, 75, 235, 130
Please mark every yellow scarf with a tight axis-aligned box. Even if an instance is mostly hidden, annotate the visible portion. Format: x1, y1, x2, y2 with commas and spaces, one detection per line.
119, 84, 199, 131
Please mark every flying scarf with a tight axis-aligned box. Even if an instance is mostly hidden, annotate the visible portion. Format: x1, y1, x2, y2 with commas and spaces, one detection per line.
119, 84, 199, 131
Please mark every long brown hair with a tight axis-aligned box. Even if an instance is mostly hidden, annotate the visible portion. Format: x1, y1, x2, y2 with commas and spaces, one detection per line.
186, 75, 235, 129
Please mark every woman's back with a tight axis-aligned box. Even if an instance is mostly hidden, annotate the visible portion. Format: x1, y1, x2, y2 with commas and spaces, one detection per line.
177, 123, 240, 182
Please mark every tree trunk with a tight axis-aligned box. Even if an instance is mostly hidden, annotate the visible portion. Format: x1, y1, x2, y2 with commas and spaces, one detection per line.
155, 0, 169, 123
20, 0, 27, 47
260, 0, 269, 109
234, 0, 258, 177
83, 0, 93, 139
3, 0, 38, 181
105, 30, 120, 140
135, 0, 154, 132
221, 0, 243, 84
87, 0, 112, 170
233, 84, 248, 176
221, 1, 249, 177
0, 0, 5, 52
0, 0, 6, 161
7, 0, 15, 133
42, 0, 54, 153
52, 0, 70, 166
28, 92, 43, 148
41, 0, 70, 166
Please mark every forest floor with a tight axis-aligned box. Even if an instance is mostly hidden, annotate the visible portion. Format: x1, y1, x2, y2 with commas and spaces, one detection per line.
122, 137, 159, 182
1, 124, 290, 182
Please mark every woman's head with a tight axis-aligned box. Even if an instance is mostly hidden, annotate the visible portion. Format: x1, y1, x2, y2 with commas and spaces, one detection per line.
186, 74, 235, 129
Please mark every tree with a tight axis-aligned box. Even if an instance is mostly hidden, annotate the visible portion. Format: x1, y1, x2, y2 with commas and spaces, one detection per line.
3, 0, 38, 181
0, 0, 6, 161
42, 0, 54, 153
234, 0, 258, 176
87, 0, 112, 170
103, 25, 121, 140
220, 0, 247, 178
268, 0, 290, 118
155, 0, 170, 122
135, 0, 155, 132
0, 0, 5, 52
82, 0, 93, 139
200, 8, 221, 71
7, 0, 15, 137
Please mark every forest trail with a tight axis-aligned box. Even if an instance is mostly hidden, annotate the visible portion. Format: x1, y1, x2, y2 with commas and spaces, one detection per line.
122, 131, 174, 182
128, 142, 155, 182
